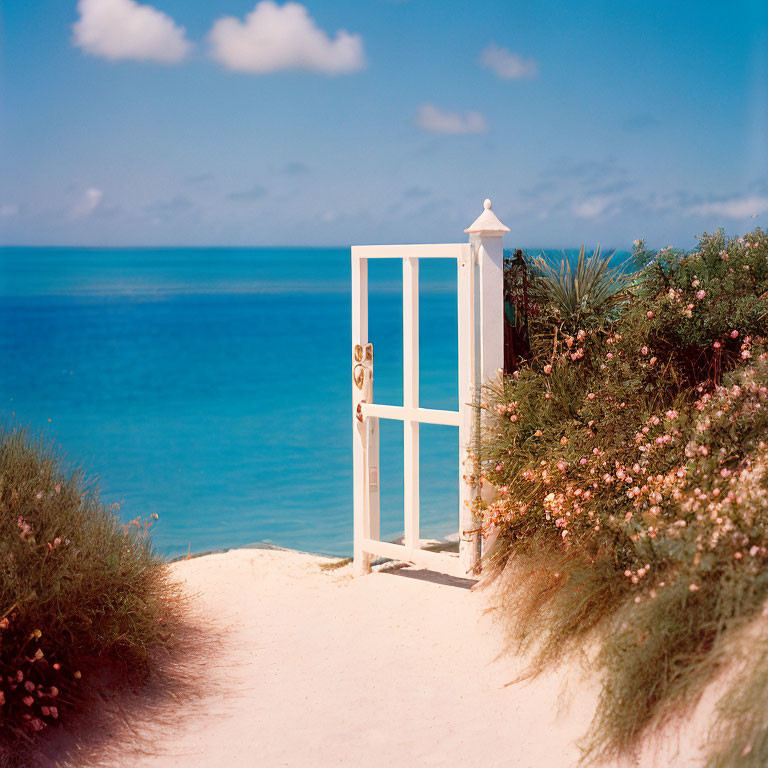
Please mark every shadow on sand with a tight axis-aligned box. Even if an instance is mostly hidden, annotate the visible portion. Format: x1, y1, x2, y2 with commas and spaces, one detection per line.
14, 593, 221, 768
383, 567, 478, 590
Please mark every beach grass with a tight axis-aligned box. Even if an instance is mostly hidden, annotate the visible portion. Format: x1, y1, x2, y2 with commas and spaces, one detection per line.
0, 428, 188, 764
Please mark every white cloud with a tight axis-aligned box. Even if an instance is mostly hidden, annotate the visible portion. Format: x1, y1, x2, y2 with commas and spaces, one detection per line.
0, 204, 19, 218
72, 188, 104, 218
415, 103, 487, 135
480, 44, 537, 80
572, 196, 615, 219
73, 0, 191, 63
687, 195, 768, 219
208, 1, 365, 75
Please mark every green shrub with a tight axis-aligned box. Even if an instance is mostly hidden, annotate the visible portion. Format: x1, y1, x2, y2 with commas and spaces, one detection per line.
0, 428, 183, 758
481, 228, 768, 763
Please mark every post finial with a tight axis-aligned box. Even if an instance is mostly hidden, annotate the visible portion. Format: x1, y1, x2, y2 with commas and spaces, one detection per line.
465, 197, 509, 235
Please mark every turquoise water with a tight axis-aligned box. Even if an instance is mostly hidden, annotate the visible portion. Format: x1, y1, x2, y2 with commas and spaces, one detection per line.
0, 247, 463, 559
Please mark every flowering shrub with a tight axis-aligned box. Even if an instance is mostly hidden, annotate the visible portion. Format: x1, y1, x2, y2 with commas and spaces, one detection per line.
0, 429, 182, 762
480, 229, 768, 764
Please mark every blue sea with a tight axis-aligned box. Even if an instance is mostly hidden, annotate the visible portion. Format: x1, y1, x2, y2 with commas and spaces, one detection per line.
0, 247, 465, 559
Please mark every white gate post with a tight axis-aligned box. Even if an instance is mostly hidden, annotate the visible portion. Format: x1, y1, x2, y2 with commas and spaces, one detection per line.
461, 199, 508, 572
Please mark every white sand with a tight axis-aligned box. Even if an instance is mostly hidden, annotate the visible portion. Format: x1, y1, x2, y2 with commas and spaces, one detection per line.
105, 548, 713, 768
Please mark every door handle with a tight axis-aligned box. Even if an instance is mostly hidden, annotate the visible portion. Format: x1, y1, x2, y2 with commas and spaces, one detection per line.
353, 364, 366, 390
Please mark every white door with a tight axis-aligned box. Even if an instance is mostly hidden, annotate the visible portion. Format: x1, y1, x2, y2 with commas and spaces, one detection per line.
351, 243, 480, 577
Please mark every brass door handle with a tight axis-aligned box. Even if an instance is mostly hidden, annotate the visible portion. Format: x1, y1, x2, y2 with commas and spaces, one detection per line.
354, 343, 374, 363
353, 364, 366, 390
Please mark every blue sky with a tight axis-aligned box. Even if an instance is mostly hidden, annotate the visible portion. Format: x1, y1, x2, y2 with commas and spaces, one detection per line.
1, 0, 767, 248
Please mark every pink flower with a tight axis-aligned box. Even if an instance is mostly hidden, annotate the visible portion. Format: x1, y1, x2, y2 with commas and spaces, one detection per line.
731, 330, 739, 339
641, 346, 648, 355
713, 341, 721, 349
587, 392, 595, 400
606, 353, 614, 360
23, 696, 34, 707
696, 289, 706, 300
543, 364, 552, 374
689, 583, 699, 592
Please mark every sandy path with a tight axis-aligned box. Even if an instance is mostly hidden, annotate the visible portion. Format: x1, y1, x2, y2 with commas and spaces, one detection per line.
104, 548, 706, 768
